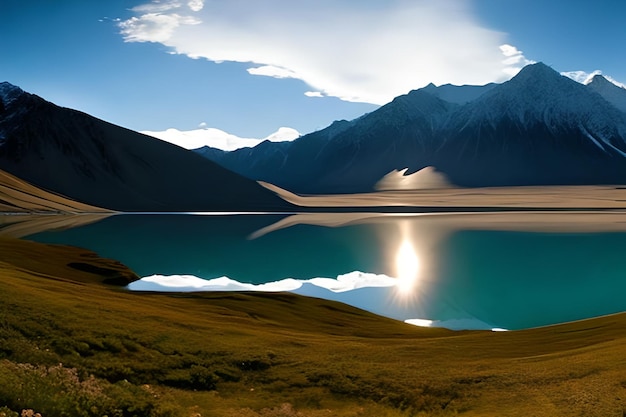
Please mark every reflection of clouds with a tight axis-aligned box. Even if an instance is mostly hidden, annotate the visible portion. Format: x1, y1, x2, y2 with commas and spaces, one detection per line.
128, 271, 500, 330
128, 271, 395, 293
405, 318, 507, 332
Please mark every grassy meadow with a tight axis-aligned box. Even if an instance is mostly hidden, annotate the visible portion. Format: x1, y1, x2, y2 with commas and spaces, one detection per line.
1, 237, 626, 416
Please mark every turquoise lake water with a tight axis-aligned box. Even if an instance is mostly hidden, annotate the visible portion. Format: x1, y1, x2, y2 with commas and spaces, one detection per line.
21, 212, 626, 331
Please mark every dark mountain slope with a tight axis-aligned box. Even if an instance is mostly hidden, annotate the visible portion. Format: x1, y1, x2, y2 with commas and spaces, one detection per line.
0, 82, 290, 211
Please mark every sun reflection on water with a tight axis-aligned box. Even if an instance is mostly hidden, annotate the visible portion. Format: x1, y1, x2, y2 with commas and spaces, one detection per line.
395, 238, 420, 294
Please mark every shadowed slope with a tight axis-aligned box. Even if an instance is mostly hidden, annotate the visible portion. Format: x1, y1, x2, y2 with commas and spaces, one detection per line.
0, 168, 110, 213
0, 82, 291, 212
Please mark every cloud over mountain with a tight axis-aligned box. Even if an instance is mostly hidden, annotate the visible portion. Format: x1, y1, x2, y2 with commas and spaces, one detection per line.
118, 0, 531, 104
142, 126, 300, 151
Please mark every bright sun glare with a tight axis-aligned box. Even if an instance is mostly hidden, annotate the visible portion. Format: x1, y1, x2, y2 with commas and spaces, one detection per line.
395, 239, 420, 294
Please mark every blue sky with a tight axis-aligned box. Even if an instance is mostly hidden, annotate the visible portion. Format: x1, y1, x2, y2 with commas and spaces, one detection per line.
1, 0, 625, 140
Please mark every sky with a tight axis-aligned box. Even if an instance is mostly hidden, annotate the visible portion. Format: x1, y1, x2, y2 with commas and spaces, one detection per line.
1, 0, 625, 146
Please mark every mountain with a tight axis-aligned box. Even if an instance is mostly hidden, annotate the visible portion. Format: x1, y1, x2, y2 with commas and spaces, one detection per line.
0, 167, 109, 213
200, 89, 457, 193
586, 74, 626, 113
419, 82, 496, 104
197, 63, 626, 193
429, 63, 626, 186
0, 82, 291, 212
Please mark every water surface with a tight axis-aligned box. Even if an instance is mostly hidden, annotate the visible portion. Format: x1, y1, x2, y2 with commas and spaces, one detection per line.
14, 211, 626, 330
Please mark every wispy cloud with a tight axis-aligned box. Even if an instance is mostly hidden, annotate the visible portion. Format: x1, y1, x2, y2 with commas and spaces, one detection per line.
118, 0, 532, 104
247, 65, 299, 79
187, 0, 204, 12
499, 44, 535, 77
119, 13, 200, 43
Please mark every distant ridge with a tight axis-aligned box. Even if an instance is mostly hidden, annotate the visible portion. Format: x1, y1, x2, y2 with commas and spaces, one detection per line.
0, 82, 292, 212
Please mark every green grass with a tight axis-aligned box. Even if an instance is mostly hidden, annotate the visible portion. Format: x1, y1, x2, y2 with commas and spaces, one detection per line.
1, 237, 626, 416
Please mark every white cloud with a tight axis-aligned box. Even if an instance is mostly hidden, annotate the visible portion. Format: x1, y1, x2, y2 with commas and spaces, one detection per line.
118, 0, 532, 105
131, 1, 182, 13
119, 13, 200, 43
305, 91, 324, 98
499, 44, 535, 77
142, 126, 300, 150
247, 65, 299, 79
264, 127, 300, 142
187, 0, 204, 12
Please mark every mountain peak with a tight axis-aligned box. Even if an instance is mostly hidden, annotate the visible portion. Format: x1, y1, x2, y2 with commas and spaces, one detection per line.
511, 62, 563, 83
453, 60, 626, 139
586, 73, 626, 113
483, 62, 576, 103
587, 74, 613, 86
0, 82, 25, 108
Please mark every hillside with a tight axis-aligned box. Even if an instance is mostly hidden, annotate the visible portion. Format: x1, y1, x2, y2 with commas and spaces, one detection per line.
0, 82, 291, 212
1, 238, 626, 416
0, 168, 109, 213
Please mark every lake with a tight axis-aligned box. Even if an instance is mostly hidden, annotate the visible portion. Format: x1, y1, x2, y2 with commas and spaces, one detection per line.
9, 211, 626, 331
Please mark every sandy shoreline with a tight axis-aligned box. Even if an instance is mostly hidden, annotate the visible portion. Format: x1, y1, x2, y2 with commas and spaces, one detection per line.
260, 181, 626, 209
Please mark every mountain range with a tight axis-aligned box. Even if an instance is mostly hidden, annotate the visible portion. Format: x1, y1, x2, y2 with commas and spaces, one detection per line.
0, 82, 291, 212
2, 62, 626, 211
195, 63, 626, 193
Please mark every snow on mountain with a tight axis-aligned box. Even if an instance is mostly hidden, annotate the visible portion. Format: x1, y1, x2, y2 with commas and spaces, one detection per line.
141, 126, 300, 151
453, 63, 626, 139
0, 82, 24, 108
0, 82, 27, 145
586, 74, 626, 114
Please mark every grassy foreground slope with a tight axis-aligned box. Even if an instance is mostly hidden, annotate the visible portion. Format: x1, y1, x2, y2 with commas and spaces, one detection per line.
1, 238, 626, 416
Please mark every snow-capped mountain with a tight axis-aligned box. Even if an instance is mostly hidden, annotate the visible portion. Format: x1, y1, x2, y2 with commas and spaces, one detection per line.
197, 63, 626, 193
0, 82, 291, 212
431, 63, 626, 186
